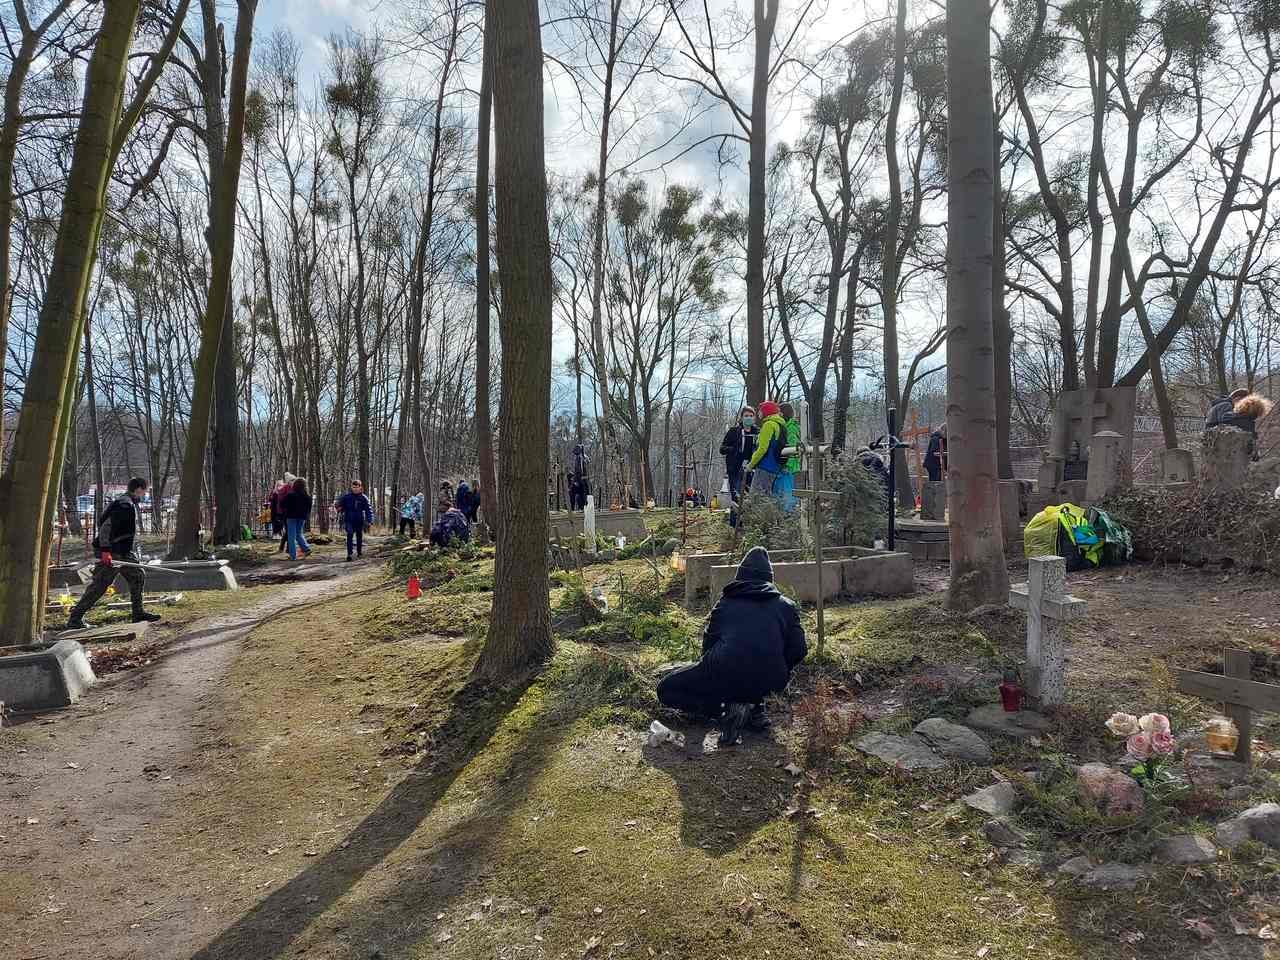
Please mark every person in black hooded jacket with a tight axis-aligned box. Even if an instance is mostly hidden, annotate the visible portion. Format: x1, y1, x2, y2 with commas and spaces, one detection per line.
657, 546, 807, 743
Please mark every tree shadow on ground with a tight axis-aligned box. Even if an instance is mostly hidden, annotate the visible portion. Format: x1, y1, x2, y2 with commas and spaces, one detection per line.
189, 648, 648, 959
641, 720, 791, 856
188, 664, 534, 960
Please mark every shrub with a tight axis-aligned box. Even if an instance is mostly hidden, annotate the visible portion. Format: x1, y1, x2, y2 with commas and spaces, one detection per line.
1103, 482, 1280, 572
825, 452, 889, 547
730, 495, 809, 561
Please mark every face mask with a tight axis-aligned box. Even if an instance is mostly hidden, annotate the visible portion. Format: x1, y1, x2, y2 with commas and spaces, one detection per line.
742, 417, 755, 427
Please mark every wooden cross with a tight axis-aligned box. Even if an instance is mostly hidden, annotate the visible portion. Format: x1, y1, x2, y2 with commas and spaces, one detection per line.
902, 410, 933, 487
1175, 650, 1279, 765
1008, 556, 1087, 708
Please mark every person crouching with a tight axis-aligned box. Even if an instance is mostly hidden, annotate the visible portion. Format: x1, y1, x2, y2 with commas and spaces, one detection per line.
657, 546, 807, 744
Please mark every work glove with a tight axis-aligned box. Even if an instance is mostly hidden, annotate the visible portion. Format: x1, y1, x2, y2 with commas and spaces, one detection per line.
100, 551, 113, 567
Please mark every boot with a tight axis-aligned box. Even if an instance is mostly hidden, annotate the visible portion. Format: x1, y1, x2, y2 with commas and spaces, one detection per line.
64, 614, 90, 631
718, 702, 752, 746
132, 608, 162, 624
746, 704, 771, 733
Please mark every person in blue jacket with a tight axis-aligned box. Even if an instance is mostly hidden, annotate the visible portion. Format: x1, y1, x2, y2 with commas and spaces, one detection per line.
335, 479, 374, 561
656, 546, 807, 744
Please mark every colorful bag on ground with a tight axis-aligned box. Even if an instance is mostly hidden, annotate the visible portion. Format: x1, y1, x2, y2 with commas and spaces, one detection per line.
1024, 502, 1102, 568
1087, 506, 1133, 566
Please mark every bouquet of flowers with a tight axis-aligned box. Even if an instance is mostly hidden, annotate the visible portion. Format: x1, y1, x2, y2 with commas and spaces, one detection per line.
1105, 711, 1176, 787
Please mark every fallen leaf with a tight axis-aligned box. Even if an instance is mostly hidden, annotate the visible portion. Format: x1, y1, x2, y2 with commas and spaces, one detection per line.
1184, 918, 1215, 942
1258, 925, 1277, 940
303, 851, 318, 857
976, 947, 991, 958
593, 906, 603, 915
583, 935, 602, 955
482, 897, 493, 909
573, 846, 589, 855
783, 763, 802, 777
466, 911, 483, 922
266, 848, 281, 856
623, 820, 638, 827
1119, 931, 1145, 945
436, 931, 452, 944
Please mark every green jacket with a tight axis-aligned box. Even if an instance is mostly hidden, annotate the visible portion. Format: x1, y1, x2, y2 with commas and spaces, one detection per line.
748, 414, 787, 472
784, 419, 801, 473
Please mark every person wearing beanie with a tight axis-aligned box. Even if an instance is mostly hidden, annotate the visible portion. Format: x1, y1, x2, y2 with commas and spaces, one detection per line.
656, 545, 807, 744
746, 400, 788, 498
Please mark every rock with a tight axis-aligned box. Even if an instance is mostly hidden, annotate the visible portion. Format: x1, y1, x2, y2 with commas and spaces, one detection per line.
983, 818, 1027, 849
963, 781, 1019, 817
1056, 855, 1093, 877
1077, 762, 1144, 816
1000, 849, 1051, 871
1238, 803, 1280, 848
1225, 785, 1254, 802
913, 718, 994, 764
1079, 862, 1150, 891
1216, 818, 1253, 851
964, 704, 1052, 740
855, 732, 947, 772
1155, 834, 1217, 865
1185, 752, 1250, 789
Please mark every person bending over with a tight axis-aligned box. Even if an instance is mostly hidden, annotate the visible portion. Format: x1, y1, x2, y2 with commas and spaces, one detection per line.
657, 546, 807, 743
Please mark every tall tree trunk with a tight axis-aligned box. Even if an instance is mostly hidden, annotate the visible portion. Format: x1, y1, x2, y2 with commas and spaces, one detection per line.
992, 122, 1013, 480
171, 0, 257, 558
944, 0, 1009, 611
883, 0, 911, 508
475, 21, 499, 530
831, 243, 864, 454
212, 294, 240, 542
0, 0, 143, 642
476, 0, 554, 680
745, 0, 778, 406
84, 314, 106, 519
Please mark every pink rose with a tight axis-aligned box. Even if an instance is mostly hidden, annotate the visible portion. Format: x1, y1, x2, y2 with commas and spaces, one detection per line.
1127, 732, 1153, 760
1151, 731, 1176, 756
1139, 713, 1171, 735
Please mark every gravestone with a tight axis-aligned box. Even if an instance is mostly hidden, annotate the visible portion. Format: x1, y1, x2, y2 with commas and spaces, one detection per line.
1201, 427, 1253, 493
1009, 556, 1086, 708
1038, 387, 1136, 495
1085, 430, 1125, 502
0, 639, 95, 710
921, 481, 946, 521
82, 559, 238, 592
1158, 448, 1195, 484
997, 480, 1022, 549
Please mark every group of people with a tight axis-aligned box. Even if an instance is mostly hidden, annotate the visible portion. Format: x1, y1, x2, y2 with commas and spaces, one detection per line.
398, 480, 478, 548
719, 401, 807, 519
265, 474, 317, 560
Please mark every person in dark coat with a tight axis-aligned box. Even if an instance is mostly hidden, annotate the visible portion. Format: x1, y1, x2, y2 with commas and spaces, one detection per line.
857, 445, 892, 505
282, 477, 314, 560
66, 477, 160, 630
657, 546, 807, 743
429, 502, 471, 548
465, 479, 481, 522
1205, 388, 1250, 430
924, 424, 947, 482
335, 479, 374, 561
719, 406, 758, 505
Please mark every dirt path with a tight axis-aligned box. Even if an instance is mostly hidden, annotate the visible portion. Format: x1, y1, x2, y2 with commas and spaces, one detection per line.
1, 564, 378, 960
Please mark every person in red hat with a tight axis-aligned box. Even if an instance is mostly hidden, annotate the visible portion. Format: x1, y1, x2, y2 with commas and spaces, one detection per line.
746, 400, 787, 497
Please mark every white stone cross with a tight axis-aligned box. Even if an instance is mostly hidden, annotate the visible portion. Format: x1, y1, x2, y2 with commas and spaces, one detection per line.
1009, 556, 1087, 708
583, 494, 597, 554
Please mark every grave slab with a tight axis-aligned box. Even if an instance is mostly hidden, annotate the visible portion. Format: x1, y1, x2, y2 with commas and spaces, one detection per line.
1155, 834, 1217, 865
921, 481, 946, 521
549, 508, 648, 542
0, 638, 95, 710
841, 552, 914, 598
47, 564, 83, 588
1159, 448, 1195, 484
80, 559, 239, 592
